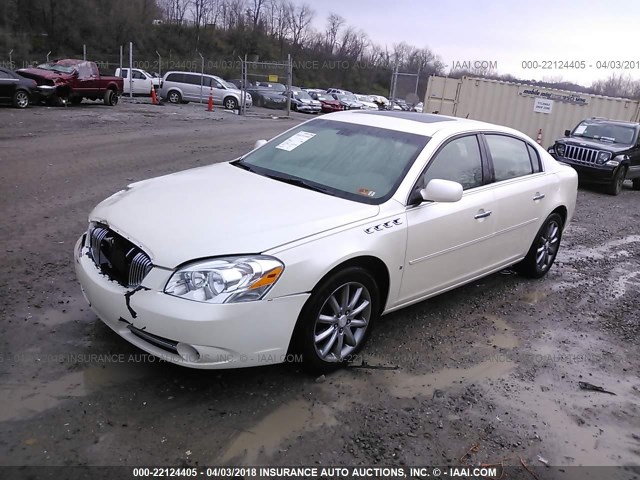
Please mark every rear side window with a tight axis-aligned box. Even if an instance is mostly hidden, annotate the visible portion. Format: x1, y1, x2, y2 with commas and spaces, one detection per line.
0, 70, 10, 79
120, 70, 128, 78
421, 135, 483, 190
183, 74, 202, 86
527, 144, 542, 173
165, 73, 184, 83
485, 135, 533, 182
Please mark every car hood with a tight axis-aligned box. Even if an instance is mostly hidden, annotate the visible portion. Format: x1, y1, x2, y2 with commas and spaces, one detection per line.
558, 137, 632, 153
89, 162, 379, 268
17, 68, 73, 82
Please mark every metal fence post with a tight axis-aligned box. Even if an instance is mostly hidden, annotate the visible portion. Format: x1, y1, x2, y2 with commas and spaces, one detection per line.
286, 54, 292, 117
129, 42, 133, 98
46, 51, 51, 62
120, 45, 123, 72
156, 51, 161, 77
9, 49, 13, 69
198, 52, 204, 104
83, 44, 87, 61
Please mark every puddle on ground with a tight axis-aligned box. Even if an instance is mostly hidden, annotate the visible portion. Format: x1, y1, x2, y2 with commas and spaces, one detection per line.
384, 358, 514, 398
520, 290, 547, 306
219, 399, 337, 465
557, 234, 640, 262
0, 361, 154, 422
490, 315, 519, 349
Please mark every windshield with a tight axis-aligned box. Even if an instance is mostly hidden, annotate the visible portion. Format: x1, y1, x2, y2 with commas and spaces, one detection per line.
357, 95, 373, 102
316, 94, 333, 101
221, 80, 237, 89
294, 91, 312, 100
235, 119, 429, 204
36, 63, 76, 74
572, 122, 636, 144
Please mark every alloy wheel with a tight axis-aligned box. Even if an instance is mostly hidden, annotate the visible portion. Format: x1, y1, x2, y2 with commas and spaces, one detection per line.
313, 282, 371, 362
536, 219, 560, 271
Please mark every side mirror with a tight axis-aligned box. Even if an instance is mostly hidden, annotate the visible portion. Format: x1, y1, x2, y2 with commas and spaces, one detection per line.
254, 139, 267, 150
421, 179, 463, 203
564, 129, 571, 137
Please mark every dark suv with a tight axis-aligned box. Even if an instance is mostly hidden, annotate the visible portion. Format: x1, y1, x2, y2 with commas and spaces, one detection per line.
548, 118, 640, 195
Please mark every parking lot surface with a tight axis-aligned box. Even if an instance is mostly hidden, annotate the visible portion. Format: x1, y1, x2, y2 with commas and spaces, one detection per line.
0, 101, 639, 474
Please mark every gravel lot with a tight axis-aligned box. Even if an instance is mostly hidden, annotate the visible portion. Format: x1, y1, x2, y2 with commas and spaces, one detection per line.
0, 100, 639, 477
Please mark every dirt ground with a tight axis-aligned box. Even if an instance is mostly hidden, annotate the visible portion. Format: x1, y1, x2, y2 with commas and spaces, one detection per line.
0, 100, 639, 478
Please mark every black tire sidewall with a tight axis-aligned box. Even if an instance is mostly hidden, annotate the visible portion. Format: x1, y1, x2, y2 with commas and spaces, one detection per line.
610, 166, 626, 195
294, 267, 380, 373
224, 97, 238, 110
13, 90, 29, 108
517, 213, 563, 278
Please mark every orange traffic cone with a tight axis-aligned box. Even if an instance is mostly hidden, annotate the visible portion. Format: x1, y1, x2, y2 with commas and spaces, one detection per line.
536, 128, 543, 145
207, 87, 214, 112
150, 87, 158, 105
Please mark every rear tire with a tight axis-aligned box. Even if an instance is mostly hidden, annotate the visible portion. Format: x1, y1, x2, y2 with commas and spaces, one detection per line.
103, 89, 118, 106
12, 90, 29, 109
167, 90, 182, 104
632, 178, 640, 191
293, 267, 379, 374
515, 213, 563, 279
70, 96, 82, 105
223, 96, 238, 110
606, 166, 627, 195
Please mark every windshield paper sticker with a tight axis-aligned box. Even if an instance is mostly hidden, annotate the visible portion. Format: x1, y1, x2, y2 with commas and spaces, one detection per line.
276, 131, 316, 151
574, 125, 587, 135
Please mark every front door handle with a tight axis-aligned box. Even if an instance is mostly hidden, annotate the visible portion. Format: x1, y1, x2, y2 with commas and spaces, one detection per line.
474, 210, 492, 219
533, 193, 545, 201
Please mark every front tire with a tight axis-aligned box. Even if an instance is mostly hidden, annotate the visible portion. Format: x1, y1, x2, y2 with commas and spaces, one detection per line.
294, 267, 380, 374
632, 178, 640, 191
606, 166, 627, 195
515, 213, 563, 278
13, 90, 29, 108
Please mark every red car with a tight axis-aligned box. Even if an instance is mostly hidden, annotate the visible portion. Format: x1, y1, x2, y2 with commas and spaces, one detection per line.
18, 59, 123, 106
308, 91, 344, 113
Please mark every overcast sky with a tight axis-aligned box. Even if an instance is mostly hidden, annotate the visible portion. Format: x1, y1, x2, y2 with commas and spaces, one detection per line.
305, 0, 640, 86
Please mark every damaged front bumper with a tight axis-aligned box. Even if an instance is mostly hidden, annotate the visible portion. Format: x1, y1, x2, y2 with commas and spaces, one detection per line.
74, 235, 309, 369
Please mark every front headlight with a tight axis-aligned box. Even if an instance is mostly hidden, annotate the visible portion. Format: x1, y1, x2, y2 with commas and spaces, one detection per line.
555, 143, 566, 156
164, 256, 284, 304
597, 151, 611, 164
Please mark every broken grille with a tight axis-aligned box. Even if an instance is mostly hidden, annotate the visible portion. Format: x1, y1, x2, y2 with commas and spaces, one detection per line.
88, 224, 152, 288
562, 145, 599, 165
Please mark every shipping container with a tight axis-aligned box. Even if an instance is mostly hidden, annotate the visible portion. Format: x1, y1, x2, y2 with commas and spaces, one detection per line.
424, 76, 640, 147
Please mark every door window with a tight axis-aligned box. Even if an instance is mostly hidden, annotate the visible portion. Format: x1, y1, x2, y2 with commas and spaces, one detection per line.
485, 135, 533, 181
132, 70, 145, 79
420, 135, 483, 190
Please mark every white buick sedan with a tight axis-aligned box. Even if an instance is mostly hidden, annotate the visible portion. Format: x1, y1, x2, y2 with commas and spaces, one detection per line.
75, 111, 578, 372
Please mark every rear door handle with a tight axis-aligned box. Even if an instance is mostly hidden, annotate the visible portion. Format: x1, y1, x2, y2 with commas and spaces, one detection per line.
474, 210, 492, 219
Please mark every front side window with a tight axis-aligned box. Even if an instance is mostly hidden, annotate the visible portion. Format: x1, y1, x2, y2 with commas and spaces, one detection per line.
485, 135, 533, 182
235, 119, 430, 204
420, 135, 483, 190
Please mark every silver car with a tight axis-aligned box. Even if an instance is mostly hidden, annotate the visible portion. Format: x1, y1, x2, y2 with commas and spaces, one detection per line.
160, 71, 251, 110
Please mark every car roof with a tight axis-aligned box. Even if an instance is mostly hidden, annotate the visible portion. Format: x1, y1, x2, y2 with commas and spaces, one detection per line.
321, 110, 525, 138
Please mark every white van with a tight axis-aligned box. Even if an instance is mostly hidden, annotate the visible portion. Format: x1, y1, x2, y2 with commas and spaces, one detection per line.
115, 68, 160, 96
159, 71, 251, 110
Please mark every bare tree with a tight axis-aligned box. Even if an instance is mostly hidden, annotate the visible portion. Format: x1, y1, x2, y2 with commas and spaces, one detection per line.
288, 3, 313, 47
324, 13, 344, 54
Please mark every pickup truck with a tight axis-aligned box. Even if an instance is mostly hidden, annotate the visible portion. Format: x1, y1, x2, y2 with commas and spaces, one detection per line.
115, 68, 160, 96
18, 59, 123, 106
